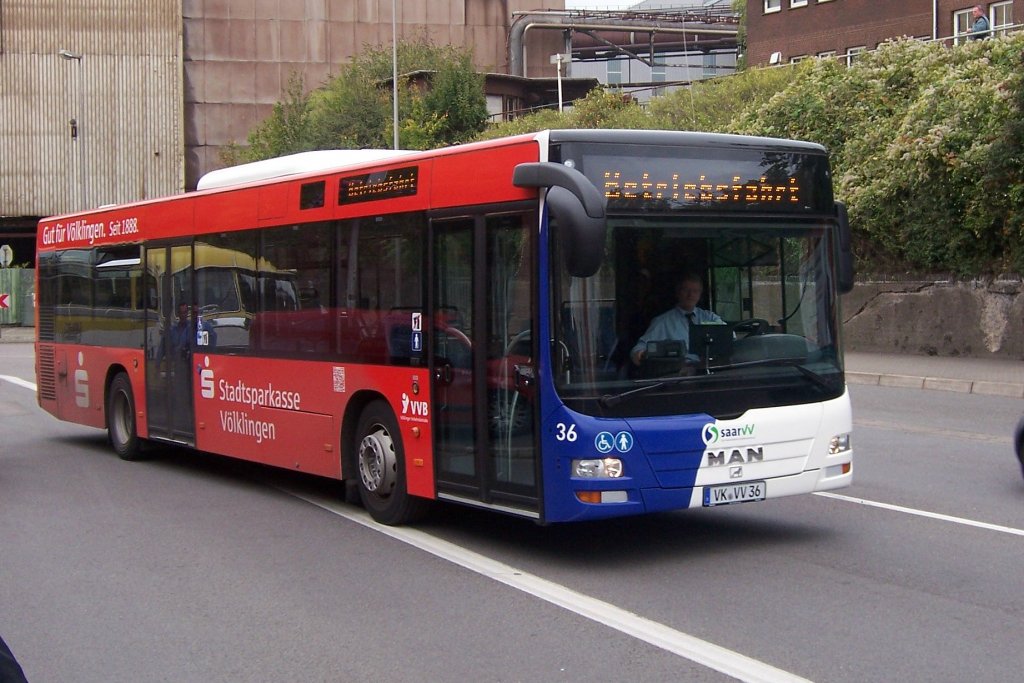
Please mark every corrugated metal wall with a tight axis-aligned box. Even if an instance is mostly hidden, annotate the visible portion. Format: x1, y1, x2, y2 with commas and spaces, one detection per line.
0, 0, 184, 218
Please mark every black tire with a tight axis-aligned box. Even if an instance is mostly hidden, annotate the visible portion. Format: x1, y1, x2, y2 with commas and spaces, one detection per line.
1015, 415, 1024, 479
107, 372, 143, 461
354, 401, 429, 525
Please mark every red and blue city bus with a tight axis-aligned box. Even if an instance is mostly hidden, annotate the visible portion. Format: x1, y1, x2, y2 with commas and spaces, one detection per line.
35, 129, 854, 524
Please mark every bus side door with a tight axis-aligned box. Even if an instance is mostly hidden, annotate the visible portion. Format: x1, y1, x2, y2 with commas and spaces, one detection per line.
431, 212, 538, 514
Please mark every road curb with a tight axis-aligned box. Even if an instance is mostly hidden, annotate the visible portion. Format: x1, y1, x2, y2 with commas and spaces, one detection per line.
847, 371, 1024, 398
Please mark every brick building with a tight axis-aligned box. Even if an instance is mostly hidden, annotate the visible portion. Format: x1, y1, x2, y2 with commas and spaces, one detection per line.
746, 0, 1019, 66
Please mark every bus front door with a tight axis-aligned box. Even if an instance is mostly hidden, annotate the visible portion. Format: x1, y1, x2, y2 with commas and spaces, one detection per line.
145, 243, 196, 445
431, 214, 538, 515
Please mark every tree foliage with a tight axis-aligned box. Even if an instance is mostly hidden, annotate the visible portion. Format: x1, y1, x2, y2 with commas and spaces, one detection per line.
724, 36, 1024, 274
479, 88, 649, 140
226, 38, 488, 162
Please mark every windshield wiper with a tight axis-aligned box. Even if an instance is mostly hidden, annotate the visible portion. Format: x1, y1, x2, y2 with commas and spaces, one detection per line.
704, 357, 838, 391
599, 375, 701, 408
599, 358, 838, 408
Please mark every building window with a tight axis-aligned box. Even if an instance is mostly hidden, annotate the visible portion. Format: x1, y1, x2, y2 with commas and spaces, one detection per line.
790, 0, 808, 7
607, 59, 623, 86
992, 1, 1013, 35
817, 50, 836, 60
503, 95, 523, 121
845, 46, 866, 66
764, 0, 781, 13
817, 0, 835, 4
652, 62, 666, 95
953, 8, 974, 45
701, 54, 717, 79
790, 55, 808, 63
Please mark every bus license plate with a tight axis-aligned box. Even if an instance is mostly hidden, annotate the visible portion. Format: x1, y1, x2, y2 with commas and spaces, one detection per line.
703, 481, 766, 507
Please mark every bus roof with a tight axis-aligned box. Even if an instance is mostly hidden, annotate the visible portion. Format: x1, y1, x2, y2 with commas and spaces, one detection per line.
545, 129, 827, 154
196, 149, 419, 190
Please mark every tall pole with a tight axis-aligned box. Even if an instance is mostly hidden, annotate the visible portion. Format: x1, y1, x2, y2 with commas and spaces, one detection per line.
59, 49, 85, 209
550, 53, 565, 112
392, 0, 399, 150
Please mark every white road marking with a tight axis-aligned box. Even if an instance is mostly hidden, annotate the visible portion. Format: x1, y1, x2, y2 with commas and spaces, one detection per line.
286, 487, 813, 683
815, 491, 1024, 537
0, 374, 36, 391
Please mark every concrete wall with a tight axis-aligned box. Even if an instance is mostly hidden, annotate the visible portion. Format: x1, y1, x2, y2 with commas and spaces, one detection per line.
842, 277, 1024, 359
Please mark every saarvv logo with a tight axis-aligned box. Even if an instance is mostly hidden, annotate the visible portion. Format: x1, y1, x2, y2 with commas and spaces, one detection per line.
702, 422, 755, 445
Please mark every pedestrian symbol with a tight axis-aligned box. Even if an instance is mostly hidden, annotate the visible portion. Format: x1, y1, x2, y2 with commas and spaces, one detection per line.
614, 431, 634, 453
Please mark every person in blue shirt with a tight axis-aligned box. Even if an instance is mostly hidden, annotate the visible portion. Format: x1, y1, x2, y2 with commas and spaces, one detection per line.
630, 272, 724, 366
162, 302, 216, 364
968, 5, 990, 40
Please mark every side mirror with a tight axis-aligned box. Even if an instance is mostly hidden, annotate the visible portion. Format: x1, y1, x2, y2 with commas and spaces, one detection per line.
835, 201, 855, 295
514, 162, 606, 278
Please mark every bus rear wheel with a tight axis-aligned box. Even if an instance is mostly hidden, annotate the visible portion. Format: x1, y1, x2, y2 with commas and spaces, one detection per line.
107, 372, 143, 461
354, 401, 428, 525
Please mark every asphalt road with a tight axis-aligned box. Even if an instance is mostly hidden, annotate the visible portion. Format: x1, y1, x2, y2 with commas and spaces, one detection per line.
1, 341, 1021, 682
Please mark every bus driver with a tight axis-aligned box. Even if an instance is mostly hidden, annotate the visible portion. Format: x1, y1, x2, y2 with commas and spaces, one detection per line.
630, 272, 724, 366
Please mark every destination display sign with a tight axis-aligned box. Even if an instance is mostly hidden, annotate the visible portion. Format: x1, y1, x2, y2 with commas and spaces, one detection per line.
338, 166, 418, 205
577, 148, 833, 214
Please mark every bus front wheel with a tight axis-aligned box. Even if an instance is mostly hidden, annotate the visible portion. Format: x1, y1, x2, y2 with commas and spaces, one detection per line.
354, 401, 428, 525
107, 373, 142, 461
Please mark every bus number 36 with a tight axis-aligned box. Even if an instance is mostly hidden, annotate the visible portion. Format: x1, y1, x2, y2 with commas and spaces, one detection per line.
555, 423, 577, 442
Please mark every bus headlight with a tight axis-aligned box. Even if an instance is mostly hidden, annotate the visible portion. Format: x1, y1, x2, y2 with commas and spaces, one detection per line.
573, 458, 624, 478
829, 433, 851, 454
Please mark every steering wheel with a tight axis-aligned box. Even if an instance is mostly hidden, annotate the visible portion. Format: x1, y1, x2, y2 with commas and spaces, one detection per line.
732, 318, 771, 338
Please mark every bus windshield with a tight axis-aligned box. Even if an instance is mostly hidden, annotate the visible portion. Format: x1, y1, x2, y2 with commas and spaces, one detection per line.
551, 217, 844, 419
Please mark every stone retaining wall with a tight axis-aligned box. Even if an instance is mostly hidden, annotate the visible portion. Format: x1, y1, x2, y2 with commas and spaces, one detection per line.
842, 277, 1024, 359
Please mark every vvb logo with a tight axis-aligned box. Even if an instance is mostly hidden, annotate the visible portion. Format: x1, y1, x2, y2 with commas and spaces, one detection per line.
401, 392, 429, 417
200, 356, 215, 399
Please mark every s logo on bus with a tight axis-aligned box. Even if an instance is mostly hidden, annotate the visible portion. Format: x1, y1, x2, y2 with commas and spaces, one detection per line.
702, 423, 719, 445
200, 356, 215, 399
74, 352, 89, 408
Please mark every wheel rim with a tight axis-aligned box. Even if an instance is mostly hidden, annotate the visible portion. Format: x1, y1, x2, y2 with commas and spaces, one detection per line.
358, 424, 397, 497
490, 391, 528, 434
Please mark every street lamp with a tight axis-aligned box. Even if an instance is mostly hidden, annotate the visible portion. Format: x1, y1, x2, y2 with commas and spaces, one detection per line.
550, 53, 569, 112
392, 0, 399, 150
58, 48, 86, 209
